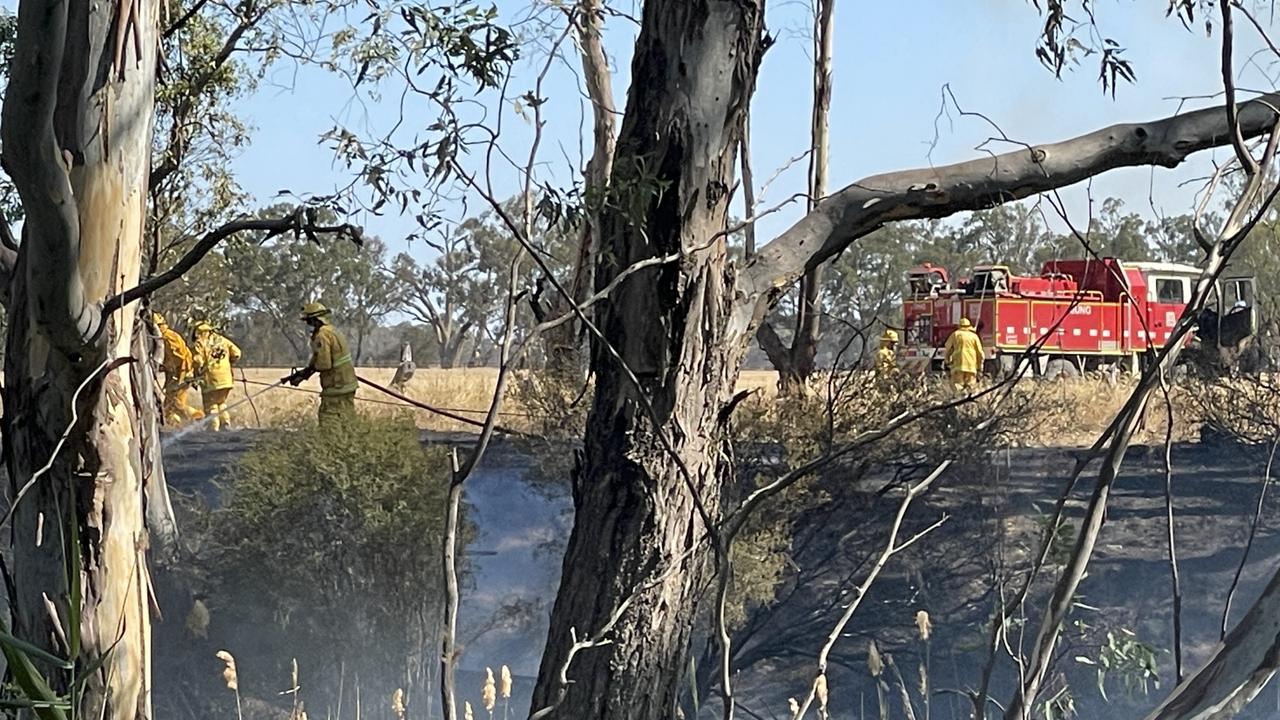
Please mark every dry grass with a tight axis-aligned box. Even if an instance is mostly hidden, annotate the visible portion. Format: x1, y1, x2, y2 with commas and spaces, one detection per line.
188, 368, 513, 432
1016, 375, 1201, 447
173, 368, 781, 433
176, 367, 1198, 446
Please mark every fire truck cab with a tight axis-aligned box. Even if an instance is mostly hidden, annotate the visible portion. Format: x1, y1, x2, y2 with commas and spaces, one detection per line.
898, 258, 1257, 377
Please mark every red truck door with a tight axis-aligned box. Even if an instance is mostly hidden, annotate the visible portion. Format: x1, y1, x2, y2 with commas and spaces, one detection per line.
1145, 274, 1191, 347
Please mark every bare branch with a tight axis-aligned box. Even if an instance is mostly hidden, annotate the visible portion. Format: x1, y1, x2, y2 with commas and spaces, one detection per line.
792, 463, 950, 720
566, 0, 616, 308
1221, 1, 1259, 175
739, 111, 757, 257
741, 92, 1280, 317
102, 208, 362, 317
1159, 368, 1184, 683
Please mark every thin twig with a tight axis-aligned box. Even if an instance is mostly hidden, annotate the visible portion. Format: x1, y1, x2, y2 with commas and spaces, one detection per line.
1158, 367, 1184, 682
792, 463, 950, 720
1220, 433, 1280, 638
1222, 0, 1261, 175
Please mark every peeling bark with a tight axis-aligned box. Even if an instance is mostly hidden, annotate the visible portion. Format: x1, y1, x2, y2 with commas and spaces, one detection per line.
1, 0, 163, 717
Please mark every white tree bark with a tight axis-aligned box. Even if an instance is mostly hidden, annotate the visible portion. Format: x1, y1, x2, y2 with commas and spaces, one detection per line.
1, 0, 163, 717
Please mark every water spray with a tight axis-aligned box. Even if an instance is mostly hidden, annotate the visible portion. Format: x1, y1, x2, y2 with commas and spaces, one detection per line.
161, 378, 289, 449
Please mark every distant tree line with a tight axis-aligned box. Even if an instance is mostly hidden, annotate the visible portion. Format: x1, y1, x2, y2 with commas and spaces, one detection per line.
760, 195, 1280, 370
144, 193, 1280, 371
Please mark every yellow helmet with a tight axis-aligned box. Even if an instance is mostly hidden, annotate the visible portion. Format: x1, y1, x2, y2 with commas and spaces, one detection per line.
194, 321, 214, 334
301, 301, 330, 320
151, 312, 167, 328
957, 317, 973, 329
881, 329, 899, 343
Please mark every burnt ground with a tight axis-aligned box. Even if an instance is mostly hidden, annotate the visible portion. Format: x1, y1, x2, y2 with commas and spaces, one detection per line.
155, 432, 1280, 720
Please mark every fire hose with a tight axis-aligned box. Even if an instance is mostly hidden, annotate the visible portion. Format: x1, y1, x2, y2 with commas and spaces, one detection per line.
171, 373, 530, 438
160, 378, 290, 448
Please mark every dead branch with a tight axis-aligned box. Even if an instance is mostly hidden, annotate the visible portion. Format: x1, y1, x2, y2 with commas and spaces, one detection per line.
102, 208, 362, 317
791, 463, 949, 720
440, 246, 526, 720
565, 0, 616, 314
1158, 367, 1185, 683
439, 448, 464, 720
740, 111, 757, 257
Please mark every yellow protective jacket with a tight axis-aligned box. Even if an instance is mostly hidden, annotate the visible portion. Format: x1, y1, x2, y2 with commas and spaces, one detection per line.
944, 327, 984, 375
193, 332, 242, 391
159, 327, 193, 380
310, 322, 358, 397
875, 347, 897, 373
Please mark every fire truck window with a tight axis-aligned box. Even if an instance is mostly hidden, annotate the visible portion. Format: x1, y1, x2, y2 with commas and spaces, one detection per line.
990, 270, 1008, 292
1155, 278, 1187, 304
1227, 279, 1254, 308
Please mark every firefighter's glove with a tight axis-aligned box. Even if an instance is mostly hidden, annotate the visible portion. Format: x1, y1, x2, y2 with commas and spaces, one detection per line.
282, 368, 311, 387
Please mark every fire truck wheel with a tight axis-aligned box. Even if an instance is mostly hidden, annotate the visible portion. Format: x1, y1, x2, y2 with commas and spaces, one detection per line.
1043, 358, 1080, 381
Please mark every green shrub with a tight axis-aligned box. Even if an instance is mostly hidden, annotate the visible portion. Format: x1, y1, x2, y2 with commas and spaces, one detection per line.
202, 415, 464, 713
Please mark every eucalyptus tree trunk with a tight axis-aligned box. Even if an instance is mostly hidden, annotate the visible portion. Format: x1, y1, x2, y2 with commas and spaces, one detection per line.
534, 0, 616, 380
758, 0, 835, 390
528, 1, 764, 717
0, 0, 172, 718
527, 0, 1280, 712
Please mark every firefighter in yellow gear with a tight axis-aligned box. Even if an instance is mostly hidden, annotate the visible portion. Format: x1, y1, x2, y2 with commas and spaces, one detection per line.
944, 317, 984, 389
284, 302, 358, 427
152, 313, 201, 425
192, 322, 242, 431
875, 329, 899, 374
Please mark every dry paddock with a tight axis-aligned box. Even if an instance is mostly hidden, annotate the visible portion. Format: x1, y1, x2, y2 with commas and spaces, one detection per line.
179, 368, 782, 433
166, 367, 1197, 447
0, 365, 1204, 443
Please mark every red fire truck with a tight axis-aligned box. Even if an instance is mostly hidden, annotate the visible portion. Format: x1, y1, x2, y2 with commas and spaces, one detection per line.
898, 258, 1257, 377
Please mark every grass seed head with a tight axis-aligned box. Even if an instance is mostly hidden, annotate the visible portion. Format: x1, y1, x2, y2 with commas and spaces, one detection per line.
868, 640, 884, 678
815, 674, 829, 711
788, 697, 800, 716
464, 701, 474, 720
915, 610, 932, 641
482, 668, 497, 712
391, 688, 405, 720
500, 665, 512, 699
215, 650, 239, 690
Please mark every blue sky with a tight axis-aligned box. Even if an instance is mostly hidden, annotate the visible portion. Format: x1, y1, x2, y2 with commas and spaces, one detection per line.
1, 0, 1272, 263
229, 0, 1273, 265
